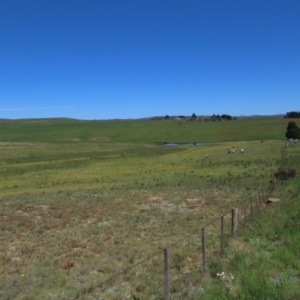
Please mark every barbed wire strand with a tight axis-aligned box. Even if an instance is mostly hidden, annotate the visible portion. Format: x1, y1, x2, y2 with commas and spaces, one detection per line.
75, 184, 275, 299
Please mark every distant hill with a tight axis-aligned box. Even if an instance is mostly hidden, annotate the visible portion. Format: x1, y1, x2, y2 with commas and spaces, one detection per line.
0, 114, 286, 123
241, 114, 285, 118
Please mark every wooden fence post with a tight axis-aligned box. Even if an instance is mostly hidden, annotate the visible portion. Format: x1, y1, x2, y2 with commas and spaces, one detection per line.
164, 249, 170, 300
231, 208, 234, 235
243, 202, 247, 234
201, 227, 206, 272
220, 215, 224, 257
272, 178, 277, 192
232, 208, 238, 236
264, 189, 267, 201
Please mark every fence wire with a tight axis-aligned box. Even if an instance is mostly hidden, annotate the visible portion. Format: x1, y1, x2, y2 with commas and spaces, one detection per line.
76, 185, 274, 299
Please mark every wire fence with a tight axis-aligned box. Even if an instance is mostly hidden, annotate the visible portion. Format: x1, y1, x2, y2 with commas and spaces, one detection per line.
75, 185, 274, 299
69, 142, 299, 299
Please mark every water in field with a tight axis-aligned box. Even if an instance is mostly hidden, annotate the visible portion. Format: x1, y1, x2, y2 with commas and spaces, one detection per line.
164, 142, 214, 147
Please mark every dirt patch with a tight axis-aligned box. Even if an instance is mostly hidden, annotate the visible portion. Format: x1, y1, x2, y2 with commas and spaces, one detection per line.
149, 196, 163, 202
0, 142, 38, 145
90, 137, 110, 141
185, 198, 202, 203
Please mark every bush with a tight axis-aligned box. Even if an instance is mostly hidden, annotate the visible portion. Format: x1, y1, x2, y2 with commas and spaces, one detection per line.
274, 168, 297, 181
285, 121, 300, 139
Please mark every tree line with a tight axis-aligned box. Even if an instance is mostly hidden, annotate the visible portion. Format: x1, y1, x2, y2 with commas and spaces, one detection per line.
284, 111, 300, 118
163, 113, 235, 121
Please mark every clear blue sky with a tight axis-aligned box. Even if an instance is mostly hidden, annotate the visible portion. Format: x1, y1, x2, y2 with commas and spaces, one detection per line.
1, 1, 299, 120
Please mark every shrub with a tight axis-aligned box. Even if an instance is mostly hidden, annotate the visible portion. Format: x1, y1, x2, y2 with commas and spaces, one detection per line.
274, 168, 297, 181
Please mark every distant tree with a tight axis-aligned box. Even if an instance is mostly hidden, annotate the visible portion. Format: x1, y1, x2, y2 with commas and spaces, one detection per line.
284, 111, 300, 118
191, 113, 197, 119
285, 121, 300, 139
221, 114, 232, 120
178, 116, 185, 119
164, 115, 170, 120
211, 114, 233, 121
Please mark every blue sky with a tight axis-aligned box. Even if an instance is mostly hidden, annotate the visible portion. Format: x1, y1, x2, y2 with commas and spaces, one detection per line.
0, 1, 299, 120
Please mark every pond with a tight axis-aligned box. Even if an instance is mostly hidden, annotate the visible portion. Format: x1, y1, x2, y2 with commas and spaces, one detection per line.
163, 142, 215, 147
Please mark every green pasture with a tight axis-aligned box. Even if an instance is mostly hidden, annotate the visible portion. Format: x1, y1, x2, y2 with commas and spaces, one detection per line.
0, 139, 290, 197
0, 117, 292, 143
0, 117, 299, 299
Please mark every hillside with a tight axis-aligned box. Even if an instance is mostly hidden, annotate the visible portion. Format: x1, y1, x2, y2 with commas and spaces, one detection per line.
0, 117, 293, 144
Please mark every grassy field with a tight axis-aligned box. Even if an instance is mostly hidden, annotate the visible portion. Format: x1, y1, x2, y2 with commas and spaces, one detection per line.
0, 117, 292, 143
0, 117, 299, 299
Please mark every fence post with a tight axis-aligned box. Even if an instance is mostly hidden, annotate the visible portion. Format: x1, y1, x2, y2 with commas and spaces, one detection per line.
243, 201, 247, 235
164, 249, 170, 300
220, 215, 224, 257
272, 178, 277, 193
264, 189, 267, 201
232, 208, 238, 236
259, 192, 262, 205
201, 227, 206, 272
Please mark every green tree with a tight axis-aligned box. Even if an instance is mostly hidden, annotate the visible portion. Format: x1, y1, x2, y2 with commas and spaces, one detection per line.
285, 121, 300, 139
221, 114, 232, 120
284, 111, 300, 118
211, 114, 217, 121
